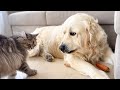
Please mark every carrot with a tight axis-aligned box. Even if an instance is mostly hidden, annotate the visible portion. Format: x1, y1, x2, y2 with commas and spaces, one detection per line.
96, 63, 110, 72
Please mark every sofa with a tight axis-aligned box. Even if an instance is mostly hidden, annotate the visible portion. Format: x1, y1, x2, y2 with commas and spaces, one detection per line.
0, 11, 118, 79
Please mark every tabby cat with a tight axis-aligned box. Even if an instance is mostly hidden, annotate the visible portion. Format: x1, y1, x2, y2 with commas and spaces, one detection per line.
0, 32, 38, 79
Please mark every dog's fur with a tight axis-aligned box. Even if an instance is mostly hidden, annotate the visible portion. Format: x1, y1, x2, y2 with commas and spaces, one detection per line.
29, 13, 114, 79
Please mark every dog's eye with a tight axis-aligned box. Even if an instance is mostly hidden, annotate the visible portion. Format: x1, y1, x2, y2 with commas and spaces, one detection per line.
70, 32, 76, 36
63, 31, 66, 34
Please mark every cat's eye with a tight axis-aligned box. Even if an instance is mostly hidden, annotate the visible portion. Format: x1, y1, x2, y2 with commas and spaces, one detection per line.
28, 44, 31, 46
70, 32, 76, 36
33, 41, 34, 44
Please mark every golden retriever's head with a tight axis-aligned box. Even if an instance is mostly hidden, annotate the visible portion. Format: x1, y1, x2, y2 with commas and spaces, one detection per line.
59, 13, 107, 55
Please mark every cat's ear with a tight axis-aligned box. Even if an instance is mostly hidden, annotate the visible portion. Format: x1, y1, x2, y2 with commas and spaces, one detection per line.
32, 34, 38, 37
15, 31, 27, 38
25, 33, 32, 39
22, 33, 38, 39
26, 33, 38, 39
21, 31, 27, 38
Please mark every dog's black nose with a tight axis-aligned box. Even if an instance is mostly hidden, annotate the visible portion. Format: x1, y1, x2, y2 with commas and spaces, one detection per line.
59, 44, 67, 53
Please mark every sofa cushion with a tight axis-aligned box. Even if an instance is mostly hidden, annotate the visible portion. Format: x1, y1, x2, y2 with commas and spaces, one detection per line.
9, 11, 47, 26
11, 26, 44, 35
46, 11, 114, 25
101, 25, 117, 51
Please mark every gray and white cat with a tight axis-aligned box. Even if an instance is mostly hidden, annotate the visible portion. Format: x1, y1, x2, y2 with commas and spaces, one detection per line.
0, 32, 38, 79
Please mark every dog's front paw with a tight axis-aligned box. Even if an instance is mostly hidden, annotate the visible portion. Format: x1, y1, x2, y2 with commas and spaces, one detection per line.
64, 63, 71, 67
91, 70, 110, 79
45, 54, 54, 62
64, 61, 71, 67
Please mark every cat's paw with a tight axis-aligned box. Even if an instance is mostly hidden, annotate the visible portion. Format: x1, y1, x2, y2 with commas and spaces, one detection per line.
15, 71, 28, 79
27, 69, 37, 76
45, 54, 54, 62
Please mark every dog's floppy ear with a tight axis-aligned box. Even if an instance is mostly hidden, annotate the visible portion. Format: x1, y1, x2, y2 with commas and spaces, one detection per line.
89, 15, 98, 24
83, 20, 98, 47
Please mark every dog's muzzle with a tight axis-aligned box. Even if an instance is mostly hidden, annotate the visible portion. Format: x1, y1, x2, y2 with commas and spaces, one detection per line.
59, 44, 77, 54
59, 44, 69, 53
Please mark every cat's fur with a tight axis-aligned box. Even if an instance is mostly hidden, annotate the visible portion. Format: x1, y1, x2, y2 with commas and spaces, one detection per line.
0, 33, 38, 78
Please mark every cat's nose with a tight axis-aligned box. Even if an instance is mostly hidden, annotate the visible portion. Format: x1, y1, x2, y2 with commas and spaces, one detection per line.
31, 45, 35, 49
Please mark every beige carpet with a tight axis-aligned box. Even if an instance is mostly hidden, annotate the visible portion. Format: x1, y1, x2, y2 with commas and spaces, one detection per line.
26, 57, 114, 79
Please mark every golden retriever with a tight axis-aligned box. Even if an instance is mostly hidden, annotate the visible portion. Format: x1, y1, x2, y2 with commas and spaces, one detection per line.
29, 13, 114, 79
